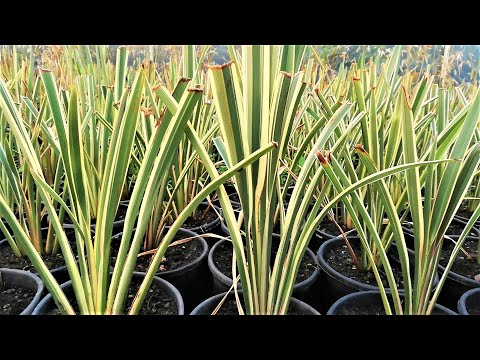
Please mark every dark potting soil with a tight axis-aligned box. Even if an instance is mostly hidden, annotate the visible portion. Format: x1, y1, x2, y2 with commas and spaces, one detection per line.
111, 233, 203, 273
212, 241, 315, 284
46, 277, 177, 315
182, 206, 219, 229
316, 217, 350, 237
325, 241, 403, 288
134, 238, 203, 273
335, 301, 450, 315
0, 228, 77, 272
336, 302, 388, 315
0, 282, 35, 315
440, 238, 480, 281
213, 296, 300, 315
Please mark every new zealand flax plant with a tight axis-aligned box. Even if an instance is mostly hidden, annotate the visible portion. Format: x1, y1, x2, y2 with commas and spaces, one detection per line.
206, 45, 435, 314
0, 53, 273, 314
317, 81, 480, 314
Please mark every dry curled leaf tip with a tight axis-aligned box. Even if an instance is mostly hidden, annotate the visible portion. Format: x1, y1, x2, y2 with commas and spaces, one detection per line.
208, 61, 234, 70
354, 144, 367, 153
316, 151, 328, 165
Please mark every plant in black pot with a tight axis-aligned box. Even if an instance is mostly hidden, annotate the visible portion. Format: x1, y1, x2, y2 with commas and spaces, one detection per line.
192, 45, 414, 315
323, 84, 480, 314
1, 65, 192, 314
0, 83, 74, 283
0, 268, 45, 315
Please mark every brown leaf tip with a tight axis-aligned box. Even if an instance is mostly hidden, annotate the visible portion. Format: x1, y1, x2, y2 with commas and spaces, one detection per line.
141, 107, 154, 116
152, 83, 162, 92
352, 76, 361, 81
179, 77, 192, 83
38, 67, 52, 73
272, 141, 278, 148
316, 151, 328, 165
188, 84, 204, 92
401, 85, 412, 110
280, 71, 292, 78
208, 61, 234, 70
353, 144, 367, 154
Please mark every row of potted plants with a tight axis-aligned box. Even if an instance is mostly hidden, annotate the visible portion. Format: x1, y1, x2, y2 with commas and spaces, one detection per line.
0, 44, 479, 315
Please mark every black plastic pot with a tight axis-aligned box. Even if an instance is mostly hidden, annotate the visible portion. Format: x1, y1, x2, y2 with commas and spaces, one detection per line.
57, 202, 129, 231
0, 268, 44, 315
437, 242, 480, 311
327, 290, 457, 315
317, 236, 440, 313
315, 227, 358, 242
220, 221, 281, 241
181, 202, 223, 235
215, 193, 241, 211
313, 206, 357, 244
190, 290, 320, 315
210, 195, 241, 239
0, 225, 88, 285
112, 227, 209, 314
402, 217, 480, 245
32, 271, 185, 314
208, 239, 319, 305
157, 227, 210, 313
457, 288, 480, 315
454, 212, 480, 228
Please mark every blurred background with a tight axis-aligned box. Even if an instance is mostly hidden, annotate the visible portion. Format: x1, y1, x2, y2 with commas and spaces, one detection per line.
3, 45, 478, 86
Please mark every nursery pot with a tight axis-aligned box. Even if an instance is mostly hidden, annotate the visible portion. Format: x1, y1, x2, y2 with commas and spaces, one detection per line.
213, 193, 241, 211
436, 244, 480, 311
190, 290, 320, 315
327, 290, 457, 315
457, 288, 480, 315
0, 268, 44, 315
32, 271, 184, 315
57, 202, 129, 231
454, 210, 480, 228
313, 207, 357, 246
220, 221, 281, 242
157, 227, 210, 313
181, 202, 222, 235
0, 224, 88, 285
402, 217, 480, 246
112, 227, 209, 314
317, 236, 440, 314
208, 239, 320, 306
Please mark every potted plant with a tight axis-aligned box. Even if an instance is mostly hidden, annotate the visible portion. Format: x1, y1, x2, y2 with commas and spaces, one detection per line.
324, 83, 480, 314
